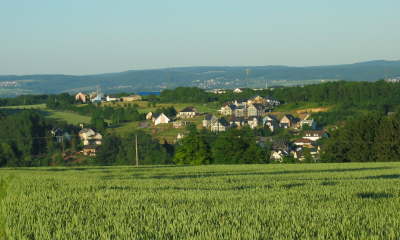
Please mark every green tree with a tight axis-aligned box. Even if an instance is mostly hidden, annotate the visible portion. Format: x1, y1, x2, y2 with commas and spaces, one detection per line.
174, 130, 211, 165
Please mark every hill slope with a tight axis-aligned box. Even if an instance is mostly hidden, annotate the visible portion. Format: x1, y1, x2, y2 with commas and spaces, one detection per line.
1, 60, 399, 97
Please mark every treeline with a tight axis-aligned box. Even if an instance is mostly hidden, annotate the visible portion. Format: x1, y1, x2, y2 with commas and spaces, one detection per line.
158, 87, 258, 103
0, 94, 50, 107
4, 81, 400, 110
96, 131, 174, 165
159, 87, 216, 103
271, 80, 399, 107
0, 111, 80, 167
322, 112, 400, 162
97, 127, 269, 166
174, 127, 269, 165
46, 94, 145, 126
159, 81, 400, 110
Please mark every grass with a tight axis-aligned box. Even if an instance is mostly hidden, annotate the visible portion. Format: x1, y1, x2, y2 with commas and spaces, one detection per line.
0, 104, 47, 110
102, 101, 220, 114
111, 115, 205, 143
111, 120, 190, 143
0, 177, 10, 239
1, 162, 400, 239
0, 104, 91, 125
43, 109, 91, 125
274, 102, 329, 112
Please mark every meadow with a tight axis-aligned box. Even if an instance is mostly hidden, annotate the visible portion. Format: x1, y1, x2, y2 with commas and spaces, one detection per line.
1, 163, 400, 240
0, 104, 91, 125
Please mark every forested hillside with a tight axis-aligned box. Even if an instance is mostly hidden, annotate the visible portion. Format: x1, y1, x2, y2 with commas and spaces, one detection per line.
1, 60, 400, 97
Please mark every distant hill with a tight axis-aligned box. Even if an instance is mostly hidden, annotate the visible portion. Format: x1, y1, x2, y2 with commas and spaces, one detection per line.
1, 60, 399, 97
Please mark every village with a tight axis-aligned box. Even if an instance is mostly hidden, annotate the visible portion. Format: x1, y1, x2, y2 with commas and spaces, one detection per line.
69, 89, 329, 162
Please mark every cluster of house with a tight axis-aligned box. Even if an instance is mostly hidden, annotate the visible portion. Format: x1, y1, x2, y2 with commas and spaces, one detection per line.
78, 128, 103, 156
385, 77, 400, 83
266, 129, 328, 162
75, 92, 142, 104
201, 96, 281, 132
49, 126, 103, 157
145, 107, 199, 126
0, 81, 18, 87
206, 88, 247, 94
143, 96, 282, 132
202, 112, 316, 133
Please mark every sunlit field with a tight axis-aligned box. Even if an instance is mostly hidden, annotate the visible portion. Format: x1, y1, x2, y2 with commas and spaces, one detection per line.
1, 163, 400, 239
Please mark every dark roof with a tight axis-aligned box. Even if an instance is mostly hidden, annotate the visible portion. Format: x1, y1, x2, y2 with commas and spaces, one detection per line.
247, 116, 262, 121
249, 103, 265, 110
83, 145, 99, 150
51, 128, 63, 136
180, 106, 197, 112
228, 116, 245, 122
204, 114, 213, 120
264, 114, 278, 121
222, 104, 237, 110
218, 118, 229, 126
294, 138, 313, 144
234, 106, 246, 111
283, 114, 296, 120
272, 139, 290, 151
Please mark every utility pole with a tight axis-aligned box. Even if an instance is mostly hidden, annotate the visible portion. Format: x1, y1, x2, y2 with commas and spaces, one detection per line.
60, 135, 64, 156
135, 134, 139, 167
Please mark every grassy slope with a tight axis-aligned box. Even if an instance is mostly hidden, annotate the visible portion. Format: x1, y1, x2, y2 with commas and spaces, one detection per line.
0, 104, 91, 125
1, 163, 400, 239
111, 115, 205, 142
106, 101, 216, 142
102, 101, 220, 114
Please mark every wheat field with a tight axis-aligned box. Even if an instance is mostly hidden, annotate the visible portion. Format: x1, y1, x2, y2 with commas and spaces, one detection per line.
1, 163, 399, 239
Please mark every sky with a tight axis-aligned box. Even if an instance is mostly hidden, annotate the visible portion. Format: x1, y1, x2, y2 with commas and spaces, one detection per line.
0, 0, 399, 75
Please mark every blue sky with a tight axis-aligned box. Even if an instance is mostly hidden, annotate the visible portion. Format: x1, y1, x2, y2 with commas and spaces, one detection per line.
0, 0, 399, 75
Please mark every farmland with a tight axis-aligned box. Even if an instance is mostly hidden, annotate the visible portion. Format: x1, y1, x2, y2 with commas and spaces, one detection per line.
0, 104, 91, 125
1, 163, 400, 239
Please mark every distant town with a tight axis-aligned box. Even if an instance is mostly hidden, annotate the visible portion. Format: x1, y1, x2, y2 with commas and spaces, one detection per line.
70, 86, 327, 162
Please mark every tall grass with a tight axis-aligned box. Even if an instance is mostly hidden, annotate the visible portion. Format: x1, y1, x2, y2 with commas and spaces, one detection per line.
1, 163, 400, 239
0, 177, 10, 240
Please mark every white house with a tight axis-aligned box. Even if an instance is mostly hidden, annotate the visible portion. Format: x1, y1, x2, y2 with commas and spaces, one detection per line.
106, 96, 119, 102
154, 113, 170, 125
263, 115, 279, 132
177, 133, 185, 141
146, 112, 153, 120
210, 119, 229, 132
299, 119, 317, 129
293, 138, 314, 147
303, 130, 327, 141
270, 150, 287, 162
79, 128, 102, 146
75, 92, 88, 103
177, 107, 198, 119
219, 104, 236, 116
203, 114, 218, 128
233, 88, 244, 93
247, 117, 260, 129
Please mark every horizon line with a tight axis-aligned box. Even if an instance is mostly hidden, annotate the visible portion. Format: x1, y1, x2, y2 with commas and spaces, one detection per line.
0, 59, 398, 77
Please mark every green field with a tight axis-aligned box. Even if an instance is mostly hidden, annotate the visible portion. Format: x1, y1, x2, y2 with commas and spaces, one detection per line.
1, 163, 400, 239
102, 101, 220, 115
0, 104, 91, 125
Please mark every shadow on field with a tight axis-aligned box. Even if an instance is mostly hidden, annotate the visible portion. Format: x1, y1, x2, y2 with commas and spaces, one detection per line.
89, 184, 273, 192
282, 183, 306, 189
12, 167, 116, 172
363, 174, 400, 179
357, 192, 394, 199
103, 166, 394, 180
320, 181, 338, 186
